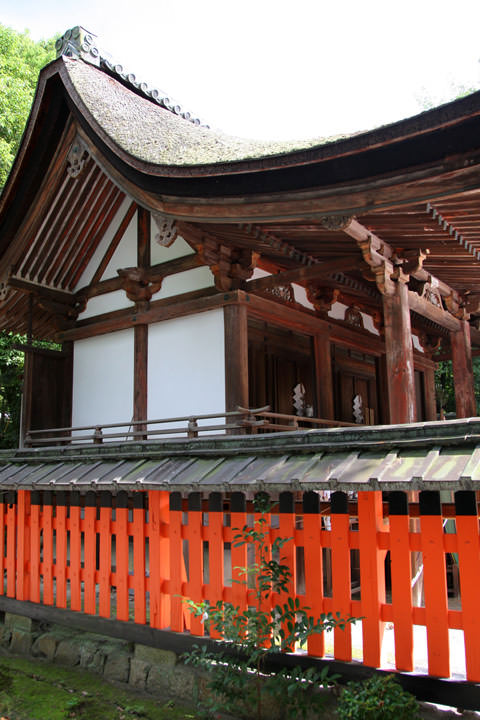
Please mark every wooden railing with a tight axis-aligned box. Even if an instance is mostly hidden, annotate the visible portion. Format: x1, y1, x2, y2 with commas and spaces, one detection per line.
1, 488, 477, 681
24, 407, 356, 446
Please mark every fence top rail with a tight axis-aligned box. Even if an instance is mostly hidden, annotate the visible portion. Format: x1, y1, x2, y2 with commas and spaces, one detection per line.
1, 418, 480, 494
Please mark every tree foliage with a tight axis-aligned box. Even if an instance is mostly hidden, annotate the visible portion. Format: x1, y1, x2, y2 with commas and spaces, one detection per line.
0, 24, 56, 190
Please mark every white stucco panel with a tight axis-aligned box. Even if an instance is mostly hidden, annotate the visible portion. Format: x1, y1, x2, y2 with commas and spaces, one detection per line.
150, 229, 195, 265
77, 290, 134, 320
73, 197, 136, 289
151, 266, 214, 301
72, 329, 134, 432
148, 309, 225, 422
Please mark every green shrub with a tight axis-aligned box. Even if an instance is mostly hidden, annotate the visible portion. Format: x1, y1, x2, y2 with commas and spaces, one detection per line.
337, 673, 420, 720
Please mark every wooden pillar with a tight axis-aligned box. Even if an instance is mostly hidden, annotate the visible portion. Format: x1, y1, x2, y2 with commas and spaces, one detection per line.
423, 366, 437, 421
133, 207, 150, 434
224, 303, 249, 413
383, 279, 416, 424
451, 319, 476, 418
314, 332, 334, 420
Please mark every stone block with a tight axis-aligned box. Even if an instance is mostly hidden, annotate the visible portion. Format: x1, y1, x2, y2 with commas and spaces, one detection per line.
55, 639, 80, 666
145, 664, 172, 695
103, 653, 130, 683
4, 613, 34, 633
79, 641, 106, 675
9, 629, 32, 656
0, 628, 11, 648
32, 633, 59, 661
134, 644, 176, 667
128, 659, 149, 690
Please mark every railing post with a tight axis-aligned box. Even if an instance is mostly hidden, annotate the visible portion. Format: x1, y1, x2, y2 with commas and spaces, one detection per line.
93, 426, 104, 444
148, 490, 171, 628
330, 491, 352, 661
16, 490, 31, 601
187, 418, 198, 439
454, 490, 480, 682
357, 490, 386, 668
419, 490, 450, 678
388, 491, 414, 672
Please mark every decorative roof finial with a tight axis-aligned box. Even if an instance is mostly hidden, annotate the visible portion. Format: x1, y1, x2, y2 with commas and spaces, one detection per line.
55, 27, 100, 66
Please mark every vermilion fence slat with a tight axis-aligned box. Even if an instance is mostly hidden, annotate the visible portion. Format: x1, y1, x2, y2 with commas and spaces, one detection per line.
132, 493, 146, 624
254, 494, 273, 647
55, 492, 68, 609
420, 491, 450, 678
208, 493, 224, 640
230, 492, 248, 618
29, 493, 40, 603
169, 493, 184, 632
115, 492, 130, 622
148, 490, 170, 628
330, 492, 352, 661
358, 490, 385, 668
279, 492, 296, 651
303, 492, 325, 657
388, 492, 414, 672
454, 491, 480, 682
83, 492, 97, 615
98, 492, 112, 618
16, 490, 30, 602
69, 492, 82, 612
0, 499, 5, 596
6, 492, 16, 598
185, 493, 204, 637
42, 492, 54, 606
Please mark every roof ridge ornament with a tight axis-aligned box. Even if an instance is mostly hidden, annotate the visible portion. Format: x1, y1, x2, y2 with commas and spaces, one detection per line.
55, 27, 100, 66
56, 27, 208, 128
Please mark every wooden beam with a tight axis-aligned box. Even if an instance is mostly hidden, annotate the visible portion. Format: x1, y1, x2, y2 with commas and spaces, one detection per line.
407, 291, 461, 332
246, 255, 360, 292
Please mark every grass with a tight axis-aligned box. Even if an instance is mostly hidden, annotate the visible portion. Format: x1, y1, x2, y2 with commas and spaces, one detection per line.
0, 654, 198, 720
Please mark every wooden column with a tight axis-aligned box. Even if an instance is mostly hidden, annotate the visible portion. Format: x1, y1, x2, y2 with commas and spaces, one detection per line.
383, 278, 416, 424
313, 332, 334, 420
423, 366, 437, 421
224, 303, 249, 413
134, 207, 150, 434
451, 319, 476, 418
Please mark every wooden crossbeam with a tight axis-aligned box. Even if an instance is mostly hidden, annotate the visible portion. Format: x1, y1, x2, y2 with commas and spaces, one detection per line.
246, 256, 360, 292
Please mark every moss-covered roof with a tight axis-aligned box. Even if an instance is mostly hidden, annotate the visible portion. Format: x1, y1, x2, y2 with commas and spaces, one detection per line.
65, 57, 354, 167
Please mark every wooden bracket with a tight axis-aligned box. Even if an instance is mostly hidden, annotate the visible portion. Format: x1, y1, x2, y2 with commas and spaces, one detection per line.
117, 267, 163, 303
306, 286, 340, 316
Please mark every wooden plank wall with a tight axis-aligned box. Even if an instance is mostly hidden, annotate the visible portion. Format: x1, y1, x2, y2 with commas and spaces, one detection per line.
2, 487, 480, 682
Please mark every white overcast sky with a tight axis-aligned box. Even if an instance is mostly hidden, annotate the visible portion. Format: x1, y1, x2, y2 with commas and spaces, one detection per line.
1, 0, 479, 140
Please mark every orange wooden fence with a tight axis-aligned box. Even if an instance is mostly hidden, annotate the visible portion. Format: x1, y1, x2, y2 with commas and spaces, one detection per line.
1, 488, 479, 681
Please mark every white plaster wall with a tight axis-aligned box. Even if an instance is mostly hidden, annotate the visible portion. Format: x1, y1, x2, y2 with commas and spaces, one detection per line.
72, 329, 134, 434
148, 309, 225, 426
151, 266, 214, 301
77, 290, 134, 320
73, 197, 137, 289
151, 231, 195, 265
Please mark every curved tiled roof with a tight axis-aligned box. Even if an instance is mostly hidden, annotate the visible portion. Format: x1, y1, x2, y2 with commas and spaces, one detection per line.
64, 57, 354, 167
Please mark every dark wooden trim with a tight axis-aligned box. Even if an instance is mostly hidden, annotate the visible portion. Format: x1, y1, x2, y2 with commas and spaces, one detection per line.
224, 303, 249, 414
408, 290, 460, 332
7, 277, 76, 306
